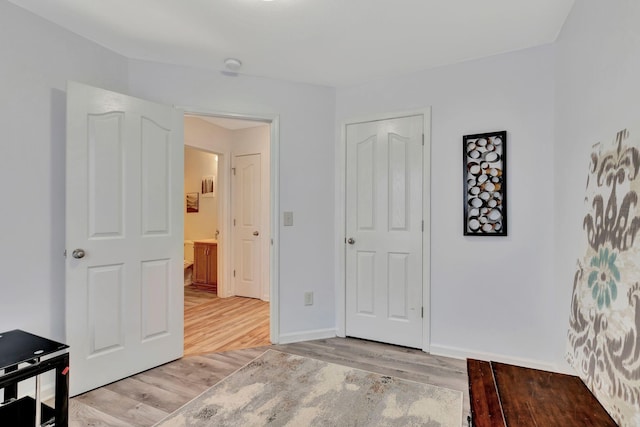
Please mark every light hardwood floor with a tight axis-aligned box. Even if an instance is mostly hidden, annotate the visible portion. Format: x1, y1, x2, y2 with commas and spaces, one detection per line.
69, 337, 470, 426
69, 286, 469, 426
183, 285, 270, 356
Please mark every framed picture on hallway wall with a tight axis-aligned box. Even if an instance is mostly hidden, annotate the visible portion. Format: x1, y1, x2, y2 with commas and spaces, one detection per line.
201, 175, 216, 198
186, 192, 199, 213
463, 130, 507, 236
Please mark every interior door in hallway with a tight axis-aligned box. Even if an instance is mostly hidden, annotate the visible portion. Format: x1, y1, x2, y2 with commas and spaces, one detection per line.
345, 115, 424, 348
232, 153, 262, 299
66, 82, 184, 395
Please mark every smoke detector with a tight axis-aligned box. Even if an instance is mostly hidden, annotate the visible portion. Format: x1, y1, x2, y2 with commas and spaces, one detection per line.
224, 58, 242, 72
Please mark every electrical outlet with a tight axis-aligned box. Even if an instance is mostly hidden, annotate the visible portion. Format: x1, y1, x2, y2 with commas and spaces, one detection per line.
304, 291, 313, 306
284, 211, 294, 226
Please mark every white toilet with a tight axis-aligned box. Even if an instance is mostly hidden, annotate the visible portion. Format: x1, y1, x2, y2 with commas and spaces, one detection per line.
184, 240, 194, 286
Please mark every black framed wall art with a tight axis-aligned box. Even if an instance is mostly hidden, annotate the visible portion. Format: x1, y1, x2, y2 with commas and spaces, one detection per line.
463, 130, 507, 236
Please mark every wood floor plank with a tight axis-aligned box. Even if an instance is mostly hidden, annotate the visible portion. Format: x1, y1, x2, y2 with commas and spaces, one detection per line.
69, 400, 133, 427
104, 376, 187, 413
74, 387, 168, 426
131, 370, 203, 402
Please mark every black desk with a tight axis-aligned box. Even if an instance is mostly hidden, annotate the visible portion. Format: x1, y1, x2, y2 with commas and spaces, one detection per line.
0, 330, 69, 427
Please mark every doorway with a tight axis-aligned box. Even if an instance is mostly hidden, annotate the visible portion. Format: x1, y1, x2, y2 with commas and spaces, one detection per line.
182, 114, 274, 355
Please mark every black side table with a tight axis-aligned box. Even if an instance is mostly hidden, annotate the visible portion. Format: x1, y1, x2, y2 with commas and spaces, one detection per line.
0, 329, 69, 427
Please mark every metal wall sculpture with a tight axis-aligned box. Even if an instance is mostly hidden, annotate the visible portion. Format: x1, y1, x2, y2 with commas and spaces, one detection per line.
463, 131, 507, 236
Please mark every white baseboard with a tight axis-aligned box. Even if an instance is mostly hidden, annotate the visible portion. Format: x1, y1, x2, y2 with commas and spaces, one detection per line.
429, 343, 559, 372
277, 328, 336, 345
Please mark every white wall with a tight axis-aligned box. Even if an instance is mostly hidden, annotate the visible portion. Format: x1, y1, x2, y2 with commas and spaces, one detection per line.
0, 2, 129, 342
0, 0, 337, 344
337, 46, 558, 367
127, 60, 337, 338
184, 117, 233, 242
184, 147, 219, 240
7, 0, 618, 372
184, 116, 233, 154
553, 0, 640, 370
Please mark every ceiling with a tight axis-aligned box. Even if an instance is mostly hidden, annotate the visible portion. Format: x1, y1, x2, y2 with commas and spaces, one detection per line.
9, 0, 575, 87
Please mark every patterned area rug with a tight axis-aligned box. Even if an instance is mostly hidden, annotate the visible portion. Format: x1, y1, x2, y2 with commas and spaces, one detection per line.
155, 350, 463, 427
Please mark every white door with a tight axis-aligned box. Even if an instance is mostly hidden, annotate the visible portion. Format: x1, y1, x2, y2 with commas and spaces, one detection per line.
232, 154, 262, 298
66, 82, 184, 395
345, 115, 424, 348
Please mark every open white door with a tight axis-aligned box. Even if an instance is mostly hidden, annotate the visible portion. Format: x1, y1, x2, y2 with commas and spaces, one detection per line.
345, 115, 424, 348
65, 82, 184, 395
232, 153, 262, 299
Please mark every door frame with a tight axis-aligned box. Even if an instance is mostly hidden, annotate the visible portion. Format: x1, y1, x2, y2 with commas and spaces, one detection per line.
179, 106, 280, 344
336, 108, 432, 352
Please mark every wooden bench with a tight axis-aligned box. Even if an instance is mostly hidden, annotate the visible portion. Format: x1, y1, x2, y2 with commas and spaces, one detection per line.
467, 359, 617, 427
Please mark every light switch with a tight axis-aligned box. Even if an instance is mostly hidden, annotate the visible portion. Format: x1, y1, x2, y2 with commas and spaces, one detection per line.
284, 211, 294, 226
304, 291, 313, 306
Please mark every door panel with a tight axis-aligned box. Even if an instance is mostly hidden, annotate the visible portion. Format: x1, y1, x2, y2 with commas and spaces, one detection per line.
66, 81, 183, 395
232, 154, 261, 299
88, 112, 124, 238
345, 115, 423, 348
141, 118, 171, 235
141, 259, 170, 341
87, 264, 123, 355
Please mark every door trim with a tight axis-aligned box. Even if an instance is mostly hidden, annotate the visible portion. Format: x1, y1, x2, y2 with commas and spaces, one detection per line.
178, 106, 280, 345
336, 108, 432, 352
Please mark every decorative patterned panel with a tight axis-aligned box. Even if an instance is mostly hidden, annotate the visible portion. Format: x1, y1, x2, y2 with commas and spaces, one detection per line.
141, 259, 170, 341
388, 134, 409, 230
387, 252, 409, 320
357, 136, 376, 230
141, 117, 170, 235
356, 251, 375, 314
567, 129, 640, 426
87, 264, 124, 357
88, 112, 124, 238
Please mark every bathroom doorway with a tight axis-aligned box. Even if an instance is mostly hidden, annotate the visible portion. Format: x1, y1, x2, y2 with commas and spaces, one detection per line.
182, 114, 272, 356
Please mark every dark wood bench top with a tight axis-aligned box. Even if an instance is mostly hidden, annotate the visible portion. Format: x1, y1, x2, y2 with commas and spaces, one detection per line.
468, 359, 617, 427
468, 359, 506, 427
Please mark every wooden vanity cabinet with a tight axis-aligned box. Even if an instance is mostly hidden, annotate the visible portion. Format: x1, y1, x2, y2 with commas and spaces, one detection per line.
192, 241, 217, 293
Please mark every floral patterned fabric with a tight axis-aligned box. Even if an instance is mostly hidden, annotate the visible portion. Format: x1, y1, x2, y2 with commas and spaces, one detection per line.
567, 129, 640, 426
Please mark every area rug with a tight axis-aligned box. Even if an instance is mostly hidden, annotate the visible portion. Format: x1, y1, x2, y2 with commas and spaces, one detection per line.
155, 350, 463, 427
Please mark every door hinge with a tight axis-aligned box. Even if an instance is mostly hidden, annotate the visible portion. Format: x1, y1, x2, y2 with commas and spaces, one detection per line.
421, 307, 424, 318
422, 220, 424, 232
422, 134, 424, 146
233, 219, 236, 226
232, 167, 236, 176
233, 270, 236, 277
63, 249, 67, 258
